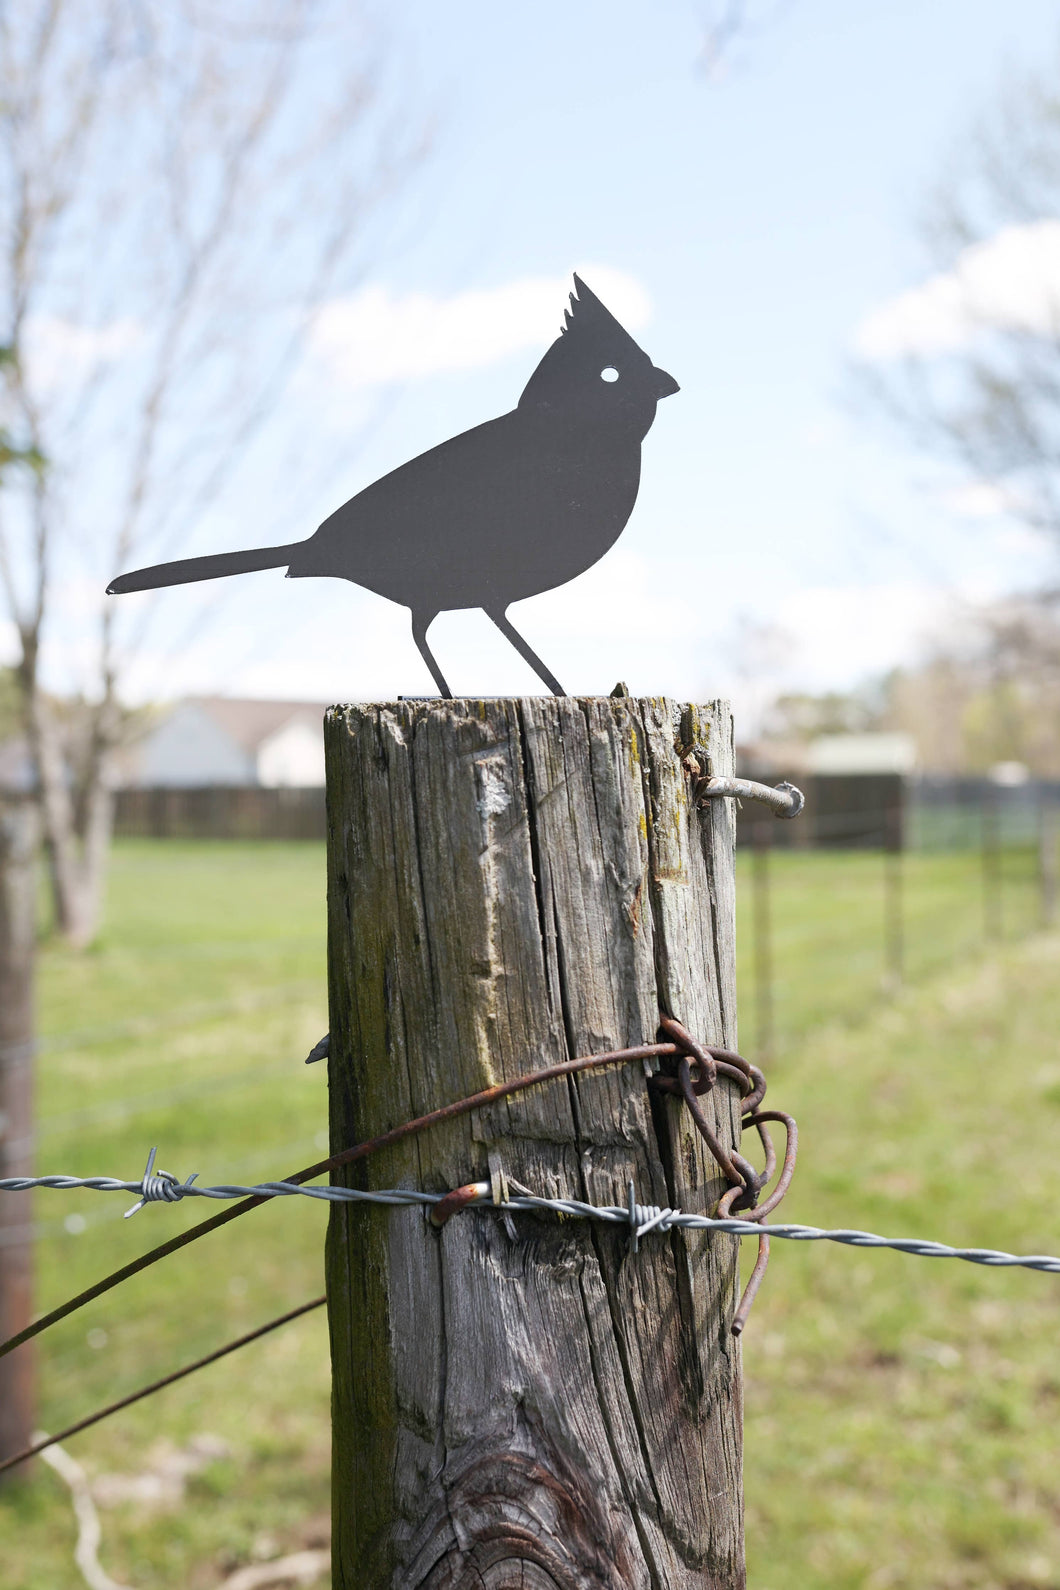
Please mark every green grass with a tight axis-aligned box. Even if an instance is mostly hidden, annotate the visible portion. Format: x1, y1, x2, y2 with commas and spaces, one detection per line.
742, 932, 1060, 1590
0, 838, 1056, 1588
5, 842, 332, 1590
734, 844, 1044, 1053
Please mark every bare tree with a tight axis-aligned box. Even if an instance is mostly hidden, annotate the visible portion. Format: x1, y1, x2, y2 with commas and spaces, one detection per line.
853, 52, 1060, 550
0, 0, 424, 946
749, 592, 1060, 775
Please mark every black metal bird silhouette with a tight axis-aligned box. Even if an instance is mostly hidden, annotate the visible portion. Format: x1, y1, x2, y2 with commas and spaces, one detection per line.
107, 274, 679, 696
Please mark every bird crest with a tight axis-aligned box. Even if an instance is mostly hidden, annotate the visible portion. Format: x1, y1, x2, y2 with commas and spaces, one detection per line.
562, 274, 627, 338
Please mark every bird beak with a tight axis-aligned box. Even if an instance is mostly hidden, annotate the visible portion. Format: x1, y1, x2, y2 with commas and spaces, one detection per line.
653, 367, 679, 399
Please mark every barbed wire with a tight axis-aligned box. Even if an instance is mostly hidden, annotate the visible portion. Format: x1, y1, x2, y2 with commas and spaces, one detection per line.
5, 1152, 1059, 1276
0, 1035, 692, 1364
2, 1021, 1057, 1483
5, 1017, 1057, 1382
0, 1130, 331, 1250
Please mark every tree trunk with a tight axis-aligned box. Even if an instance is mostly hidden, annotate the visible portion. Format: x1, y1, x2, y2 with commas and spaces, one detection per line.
325, 695, 744, 1589
0, 794, 38, 1473
25, 689, 113, 948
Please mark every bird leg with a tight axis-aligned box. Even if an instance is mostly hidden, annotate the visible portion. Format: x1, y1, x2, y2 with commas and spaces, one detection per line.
486, 608, 567, 696
411, 612, 453, 697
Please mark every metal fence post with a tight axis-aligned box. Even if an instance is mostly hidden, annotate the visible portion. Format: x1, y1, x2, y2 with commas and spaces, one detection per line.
982, 785, 1003, 941
883, 804, 904, 989
1039, 789, 1058, 930
752, 819, 775, 1061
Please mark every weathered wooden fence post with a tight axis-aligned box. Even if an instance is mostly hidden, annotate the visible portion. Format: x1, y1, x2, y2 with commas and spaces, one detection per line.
325, 695, 744, 1589
0, 794, 38, 1474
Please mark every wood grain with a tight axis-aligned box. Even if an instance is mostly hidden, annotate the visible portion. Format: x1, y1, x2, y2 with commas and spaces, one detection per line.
325, 697, 743, 1589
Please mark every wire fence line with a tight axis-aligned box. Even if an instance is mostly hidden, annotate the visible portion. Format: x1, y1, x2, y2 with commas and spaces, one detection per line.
4, 1017, 1058, 1480
2, 1132, 1058, 1478
26, 783, 1056, 1162
33, 980, 320, 1058
4, 1154, 1060, 1276
17, 1060, 312, 1155
0, 1037, 701, 1364
7, 796, 1055, 1490
0, 1128, 331, 1249
738, 780, 1060, 1060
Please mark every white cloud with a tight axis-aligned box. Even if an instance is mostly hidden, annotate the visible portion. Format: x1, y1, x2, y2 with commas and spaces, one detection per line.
307, 266, 652, 390
770, 583, 950, 688
853, 219, 1060, 360
935, 481, 1022, 519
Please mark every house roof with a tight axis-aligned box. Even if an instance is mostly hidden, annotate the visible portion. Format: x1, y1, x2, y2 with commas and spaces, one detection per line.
187, 697, 331, 754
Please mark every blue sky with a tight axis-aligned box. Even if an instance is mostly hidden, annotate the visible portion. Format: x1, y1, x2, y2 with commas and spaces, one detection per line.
26, 0, 1060, 713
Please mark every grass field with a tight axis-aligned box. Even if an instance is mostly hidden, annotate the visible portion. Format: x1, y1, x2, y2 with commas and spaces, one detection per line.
734, 843, 1044, 1052
4, 842, 333, 1590
0, 838, 1057, 1588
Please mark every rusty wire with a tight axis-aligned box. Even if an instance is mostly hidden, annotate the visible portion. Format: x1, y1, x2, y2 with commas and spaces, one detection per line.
7, 1012, 1059, 1485
0, 1296, 326, 1478
0, 1023, 784, 1366
645, 1016, 796, 1335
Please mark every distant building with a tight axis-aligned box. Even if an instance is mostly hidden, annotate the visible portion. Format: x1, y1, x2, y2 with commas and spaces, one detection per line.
121, 697, 330, 788
806, 733, 917, 776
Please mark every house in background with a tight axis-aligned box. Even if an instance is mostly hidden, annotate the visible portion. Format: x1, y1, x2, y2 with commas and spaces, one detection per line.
121, 697, 330, 788
805, 732, 917, 777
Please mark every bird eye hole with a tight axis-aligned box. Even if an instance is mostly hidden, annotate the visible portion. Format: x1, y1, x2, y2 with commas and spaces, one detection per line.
600, 366, 619, 383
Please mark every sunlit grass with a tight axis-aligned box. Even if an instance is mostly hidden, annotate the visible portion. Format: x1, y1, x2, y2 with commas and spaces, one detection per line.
742, 931, 1060, 1590
734, 844, 1044, 1053
5, 842, 331, 1590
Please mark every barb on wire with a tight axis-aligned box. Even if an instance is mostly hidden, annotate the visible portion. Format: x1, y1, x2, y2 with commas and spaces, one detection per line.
124, 1147, 198, 1217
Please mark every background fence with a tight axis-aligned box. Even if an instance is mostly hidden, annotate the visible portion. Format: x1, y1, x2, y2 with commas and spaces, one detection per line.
112, 776, 1059, 1062
113, 785, 326, 840
736, 775, 1060, 1059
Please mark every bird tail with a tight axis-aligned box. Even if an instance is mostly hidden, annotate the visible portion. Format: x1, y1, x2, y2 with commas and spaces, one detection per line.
107, 543, 300, 596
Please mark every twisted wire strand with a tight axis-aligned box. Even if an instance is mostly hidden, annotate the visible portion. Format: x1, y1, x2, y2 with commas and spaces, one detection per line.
5, 1162, 1058, 1275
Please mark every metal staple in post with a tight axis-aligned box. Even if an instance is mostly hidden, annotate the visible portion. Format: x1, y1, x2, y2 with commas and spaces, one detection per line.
694, 776, 805, 819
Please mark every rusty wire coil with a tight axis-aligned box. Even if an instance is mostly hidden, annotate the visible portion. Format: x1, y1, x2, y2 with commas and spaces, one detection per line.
645, 1016, 797, 1334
